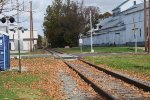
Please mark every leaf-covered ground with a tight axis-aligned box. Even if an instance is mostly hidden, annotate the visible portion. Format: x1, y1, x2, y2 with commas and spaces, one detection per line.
0, 58, 99, 99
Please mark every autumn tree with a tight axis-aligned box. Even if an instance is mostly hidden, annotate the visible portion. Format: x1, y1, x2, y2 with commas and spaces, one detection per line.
43, 0, 100, 47
99, 12, 112, 19
103, 12, 112, 18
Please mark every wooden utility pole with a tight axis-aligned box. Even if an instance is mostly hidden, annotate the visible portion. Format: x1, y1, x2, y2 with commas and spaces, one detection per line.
30, 1, 33, 52
32, 7, 34, 51
148, 0, 150, 54
144, 0, 148, 52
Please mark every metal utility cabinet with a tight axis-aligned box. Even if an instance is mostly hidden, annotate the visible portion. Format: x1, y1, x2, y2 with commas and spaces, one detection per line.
0, 32, 10, 71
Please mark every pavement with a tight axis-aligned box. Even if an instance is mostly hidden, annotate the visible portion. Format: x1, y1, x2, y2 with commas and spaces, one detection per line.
9, 67, 28, 72
53, 53, 78, 60
10, 51, 29, 54
10, 54, 52, 59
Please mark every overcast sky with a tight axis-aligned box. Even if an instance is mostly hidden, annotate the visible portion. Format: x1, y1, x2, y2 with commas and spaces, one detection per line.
2, 0, 126, 36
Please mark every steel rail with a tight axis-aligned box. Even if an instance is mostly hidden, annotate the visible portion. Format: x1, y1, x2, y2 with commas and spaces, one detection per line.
80, 59, 150, 92
64, 61, 116, 100
47, 49, 150, 92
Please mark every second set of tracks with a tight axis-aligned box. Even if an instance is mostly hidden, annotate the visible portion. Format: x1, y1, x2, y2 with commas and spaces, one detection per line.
47, 49, 150, 100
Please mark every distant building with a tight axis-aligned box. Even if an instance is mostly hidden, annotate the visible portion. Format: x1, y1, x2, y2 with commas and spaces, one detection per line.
0, 24, 38, 51
82, 0, 147, 46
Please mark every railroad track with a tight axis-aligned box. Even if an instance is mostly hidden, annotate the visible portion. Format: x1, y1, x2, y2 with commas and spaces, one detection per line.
47, 49, 150, 100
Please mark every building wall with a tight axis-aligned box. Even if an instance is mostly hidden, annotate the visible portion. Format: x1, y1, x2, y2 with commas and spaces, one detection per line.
124, 9, 145, 44
0, 24, 38, 51
82, 30, 126, 46
10, 41, 15, 50
8, 30, 38, 51
82, 3, 147, 47
23, 41, 30, 51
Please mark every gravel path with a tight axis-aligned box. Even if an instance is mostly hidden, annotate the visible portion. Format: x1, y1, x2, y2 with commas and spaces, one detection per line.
59, 70, 92, 100
67, 60, 150, 99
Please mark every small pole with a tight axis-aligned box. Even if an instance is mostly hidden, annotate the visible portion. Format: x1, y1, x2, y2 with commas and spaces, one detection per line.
90, 11, 94, 53
6, 17, 9, 33
133, 18, 138, 54
17, 0, 21, 73
79, 34, 83, 53
32, 2, 34, 51
81, 44, 82, 53
80, 43, 82, 53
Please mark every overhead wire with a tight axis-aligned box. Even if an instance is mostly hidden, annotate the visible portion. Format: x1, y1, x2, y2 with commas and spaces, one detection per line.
0, 0, 50, 27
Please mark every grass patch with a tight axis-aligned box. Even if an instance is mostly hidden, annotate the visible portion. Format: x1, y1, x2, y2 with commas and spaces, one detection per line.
54, 47, 144, 54
13, 88, 41, 100
0, 71, 51, 100
85, 54, 150, 74
1, 72, 39, 85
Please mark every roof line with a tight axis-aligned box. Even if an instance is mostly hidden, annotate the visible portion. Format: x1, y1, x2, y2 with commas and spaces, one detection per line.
112, 0, 129, 11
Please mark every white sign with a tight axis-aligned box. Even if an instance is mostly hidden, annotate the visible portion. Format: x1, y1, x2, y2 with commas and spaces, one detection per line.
79, 39, 83, 44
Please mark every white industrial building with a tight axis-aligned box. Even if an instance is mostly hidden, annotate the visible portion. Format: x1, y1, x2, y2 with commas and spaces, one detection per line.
0, 24, 38, 51
82, 0, 148, 46
9, 28, 38, 51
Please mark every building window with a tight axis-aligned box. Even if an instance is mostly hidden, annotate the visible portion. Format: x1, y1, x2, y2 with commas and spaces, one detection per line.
140, 29, 141, 37
115, 33, 120, 34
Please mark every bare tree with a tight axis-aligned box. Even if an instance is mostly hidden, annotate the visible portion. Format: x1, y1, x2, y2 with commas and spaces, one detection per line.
0, 0, 8, 14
